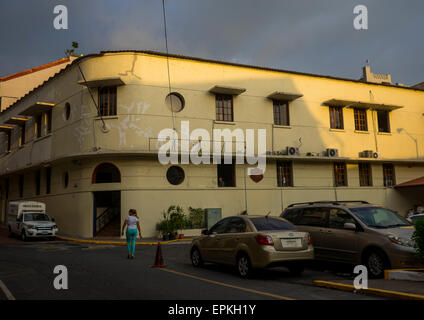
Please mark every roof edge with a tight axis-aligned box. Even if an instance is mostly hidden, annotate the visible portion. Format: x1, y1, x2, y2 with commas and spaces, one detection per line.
0, 53, 101, 114
100, 50, 424, 93
395, 176, 424, 188
0, 57, 73, 82
3, 50, 424, 115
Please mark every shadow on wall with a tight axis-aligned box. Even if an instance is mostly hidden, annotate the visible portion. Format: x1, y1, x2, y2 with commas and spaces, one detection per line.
111, 73, 414, 219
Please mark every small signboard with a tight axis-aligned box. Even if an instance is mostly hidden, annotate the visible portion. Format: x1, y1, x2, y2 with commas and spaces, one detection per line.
205, 208, 222, 229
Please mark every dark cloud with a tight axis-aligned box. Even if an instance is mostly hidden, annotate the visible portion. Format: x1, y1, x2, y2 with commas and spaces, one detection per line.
0, 0, 422, 85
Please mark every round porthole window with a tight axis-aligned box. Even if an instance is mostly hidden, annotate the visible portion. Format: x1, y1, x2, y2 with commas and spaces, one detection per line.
65, 103, 71, 120
166, 166, 185, 185
165, 92, 185, 113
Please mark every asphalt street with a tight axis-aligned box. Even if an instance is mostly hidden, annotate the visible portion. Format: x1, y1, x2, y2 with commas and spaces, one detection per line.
0, 239, 385, 300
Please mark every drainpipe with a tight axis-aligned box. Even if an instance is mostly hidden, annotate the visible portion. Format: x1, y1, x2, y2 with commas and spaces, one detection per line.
278, 166, 284, 210
369, 90, 379, 152
244, 167, 248, 212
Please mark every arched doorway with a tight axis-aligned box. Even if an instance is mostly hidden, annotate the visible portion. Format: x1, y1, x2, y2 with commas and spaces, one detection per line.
92, 163, 121, 237
92, 162, 121, 184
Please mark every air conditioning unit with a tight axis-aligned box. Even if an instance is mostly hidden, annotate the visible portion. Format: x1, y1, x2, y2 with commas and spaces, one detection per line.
360, 150, 380, 159
326, 148, 339, 157
308, 152, 321, 157
363, 150, 374, 158
286, 146, 300, 156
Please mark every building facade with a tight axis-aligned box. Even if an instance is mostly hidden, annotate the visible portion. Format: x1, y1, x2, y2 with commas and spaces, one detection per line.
0, 51, 423, 238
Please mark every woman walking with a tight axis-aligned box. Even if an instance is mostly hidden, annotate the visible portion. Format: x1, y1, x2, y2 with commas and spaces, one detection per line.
121, 209, 142, 259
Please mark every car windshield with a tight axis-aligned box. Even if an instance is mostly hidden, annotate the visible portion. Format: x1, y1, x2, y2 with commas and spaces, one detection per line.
24, 213, 51, 222
249, 217, 296, 231
350, 207, 411, 228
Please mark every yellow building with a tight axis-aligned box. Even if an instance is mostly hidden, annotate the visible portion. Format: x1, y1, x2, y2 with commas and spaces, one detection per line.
0, 51, 423, 238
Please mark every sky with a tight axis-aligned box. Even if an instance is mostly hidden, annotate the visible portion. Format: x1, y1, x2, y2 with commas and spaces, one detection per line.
0, 0, 423, 85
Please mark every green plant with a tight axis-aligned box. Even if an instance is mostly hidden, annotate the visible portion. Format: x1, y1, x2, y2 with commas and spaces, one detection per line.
65, 42, 80, 58
412, 219, 424, 262
169, 205, 186, 233
158, 206, 206, 234
157, 208, 173, 236
156, 220, 171, 236
187, 207, 206, 229
158, 205, 186, 235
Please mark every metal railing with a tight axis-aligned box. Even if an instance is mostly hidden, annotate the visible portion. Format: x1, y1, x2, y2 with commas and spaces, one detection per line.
96, 207, 119, 234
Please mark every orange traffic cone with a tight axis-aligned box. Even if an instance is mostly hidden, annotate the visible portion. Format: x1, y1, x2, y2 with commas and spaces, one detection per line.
151, 242, 166, 268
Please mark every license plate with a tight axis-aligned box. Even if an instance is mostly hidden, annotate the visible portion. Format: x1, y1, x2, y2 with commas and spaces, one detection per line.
281, 238, 301, 248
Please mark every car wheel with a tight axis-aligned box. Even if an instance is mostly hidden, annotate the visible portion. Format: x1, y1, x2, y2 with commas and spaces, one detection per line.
191, 247, 204, 267
288, 263, 305, 276
237, 253, 252, 278
365, 250, 387, 279
21, 230, 28, 242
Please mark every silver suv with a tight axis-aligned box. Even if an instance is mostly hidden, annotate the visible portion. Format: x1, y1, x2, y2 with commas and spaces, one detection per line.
281, 201, 423, 278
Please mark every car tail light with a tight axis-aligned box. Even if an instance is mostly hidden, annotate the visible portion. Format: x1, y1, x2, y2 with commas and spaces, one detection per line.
255, 235, 274, 246
307, 234, 312, 245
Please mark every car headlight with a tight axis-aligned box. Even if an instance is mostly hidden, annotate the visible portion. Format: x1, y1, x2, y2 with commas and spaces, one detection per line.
387, 235, 415, 248
26, 224, 36, 229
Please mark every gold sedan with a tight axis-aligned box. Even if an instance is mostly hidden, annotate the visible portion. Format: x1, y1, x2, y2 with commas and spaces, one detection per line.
190, 215, 314, 277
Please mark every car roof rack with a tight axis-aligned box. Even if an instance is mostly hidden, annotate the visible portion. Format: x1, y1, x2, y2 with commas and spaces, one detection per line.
287, 200, 369, 208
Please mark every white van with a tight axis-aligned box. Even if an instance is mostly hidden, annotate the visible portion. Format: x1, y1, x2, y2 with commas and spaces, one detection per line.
7, 201, 58, 241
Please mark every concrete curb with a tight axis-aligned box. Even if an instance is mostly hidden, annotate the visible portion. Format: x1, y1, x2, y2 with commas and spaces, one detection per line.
384, 268, 424, 280
56, 235, 193, 246
313, 280, 424, 300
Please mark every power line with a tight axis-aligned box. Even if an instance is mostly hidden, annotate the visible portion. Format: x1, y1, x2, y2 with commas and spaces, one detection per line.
162, 0, 176, 132
77, 62, 106, 130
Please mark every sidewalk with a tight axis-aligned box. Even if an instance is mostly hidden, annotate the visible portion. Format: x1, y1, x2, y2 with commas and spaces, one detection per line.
56, 234, 194, 245
314, 278, 424, 300
0, 226, 20, 245
0, 225, 193, 246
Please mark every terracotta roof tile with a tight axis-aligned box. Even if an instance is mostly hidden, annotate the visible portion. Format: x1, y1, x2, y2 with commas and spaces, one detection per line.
395, 176, 424, 188
0, 58, 72, 82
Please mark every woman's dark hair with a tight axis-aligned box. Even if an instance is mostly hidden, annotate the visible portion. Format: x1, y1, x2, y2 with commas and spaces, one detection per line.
129, 209, 137, 216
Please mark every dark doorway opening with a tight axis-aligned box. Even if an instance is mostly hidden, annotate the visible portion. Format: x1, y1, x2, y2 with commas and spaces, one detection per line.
93, 191, 121, 237
217, 163, 236, 187
92, 163, 121, 184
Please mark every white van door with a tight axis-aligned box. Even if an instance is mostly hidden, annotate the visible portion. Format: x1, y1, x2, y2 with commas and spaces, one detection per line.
13, 215, 22, 234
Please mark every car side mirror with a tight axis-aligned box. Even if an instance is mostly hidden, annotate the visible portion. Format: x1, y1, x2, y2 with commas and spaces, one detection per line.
344, 222, 357, 231
51, 218, 55, 222
201, 229, 209, 235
